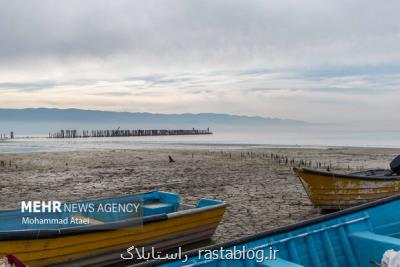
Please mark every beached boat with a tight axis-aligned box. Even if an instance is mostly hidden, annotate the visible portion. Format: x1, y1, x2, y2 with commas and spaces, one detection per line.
0, 191, 225, 267
294, 155, 400, 209
140, 192, 400, 267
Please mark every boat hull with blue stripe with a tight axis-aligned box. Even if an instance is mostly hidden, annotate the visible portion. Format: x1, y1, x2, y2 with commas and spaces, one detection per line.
0, 191, 225, 266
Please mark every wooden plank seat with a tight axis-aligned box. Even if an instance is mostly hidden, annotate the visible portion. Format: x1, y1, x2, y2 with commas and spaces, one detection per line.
350, 231, 400, 266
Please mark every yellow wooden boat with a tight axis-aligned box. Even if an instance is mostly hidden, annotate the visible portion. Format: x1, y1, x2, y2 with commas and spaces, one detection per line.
0, 191, 225, 266
294, 158, 400, 210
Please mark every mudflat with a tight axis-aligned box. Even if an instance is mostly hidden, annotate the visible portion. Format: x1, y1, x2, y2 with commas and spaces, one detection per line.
0, 147, 399, 242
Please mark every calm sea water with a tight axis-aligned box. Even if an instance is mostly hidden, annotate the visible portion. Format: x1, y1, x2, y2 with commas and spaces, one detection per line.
1, 128, 400, 153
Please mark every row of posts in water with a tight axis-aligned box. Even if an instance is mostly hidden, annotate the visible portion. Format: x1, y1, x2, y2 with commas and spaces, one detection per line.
0, 132, 14, 140
49, 128, 212, 138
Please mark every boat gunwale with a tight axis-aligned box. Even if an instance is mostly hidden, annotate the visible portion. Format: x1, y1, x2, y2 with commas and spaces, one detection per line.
298, 167, 400, 180
135, 192, 400, 267
0, 192, 226, 241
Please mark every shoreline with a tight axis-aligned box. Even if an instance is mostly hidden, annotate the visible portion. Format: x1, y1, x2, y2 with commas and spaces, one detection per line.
2, 137, 400, 154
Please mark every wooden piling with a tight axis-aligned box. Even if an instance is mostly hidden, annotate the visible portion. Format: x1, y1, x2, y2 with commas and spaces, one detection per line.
49, 128, 213, 138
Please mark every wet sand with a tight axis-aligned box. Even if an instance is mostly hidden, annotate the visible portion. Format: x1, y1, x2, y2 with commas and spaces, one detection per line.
0, 147, 399, 242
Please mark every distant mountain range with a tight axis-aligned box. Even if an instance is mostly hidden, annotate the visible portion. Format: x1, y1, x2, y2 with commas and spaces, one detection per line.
0, 108, 307, 134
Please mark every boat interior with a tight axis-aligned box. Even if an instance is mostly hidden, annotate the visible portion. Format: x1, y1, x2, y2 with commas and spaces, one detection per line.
350, 169, 399, 178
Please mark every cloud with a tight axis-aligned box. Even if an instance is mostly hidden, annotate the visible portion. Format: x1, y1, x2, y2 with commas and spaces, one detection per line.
0, 0, 399, 127
1, 0, 400, 70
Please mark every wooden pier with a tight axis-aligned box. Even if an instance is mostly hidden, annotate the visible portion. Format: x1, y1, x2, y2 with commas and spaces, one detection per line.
0, 132, 14, 140
49, 128, 212, 138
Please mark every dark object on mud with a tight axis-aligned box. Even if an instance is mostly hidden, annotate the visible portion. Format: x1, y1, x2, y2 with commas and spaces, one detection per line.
168, 156, 175, 163
390, 155, 400, 174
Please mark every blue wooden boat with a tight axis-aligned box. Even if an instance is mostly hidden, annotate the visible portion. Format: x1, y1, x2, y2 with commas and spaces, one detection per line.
0, 191, 225, 266
140, 193, 400, 267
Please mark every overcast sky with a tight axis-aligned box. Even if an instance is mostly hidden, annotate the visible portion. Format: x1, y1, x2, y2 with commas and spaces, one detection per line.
0, 0, 399, 125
